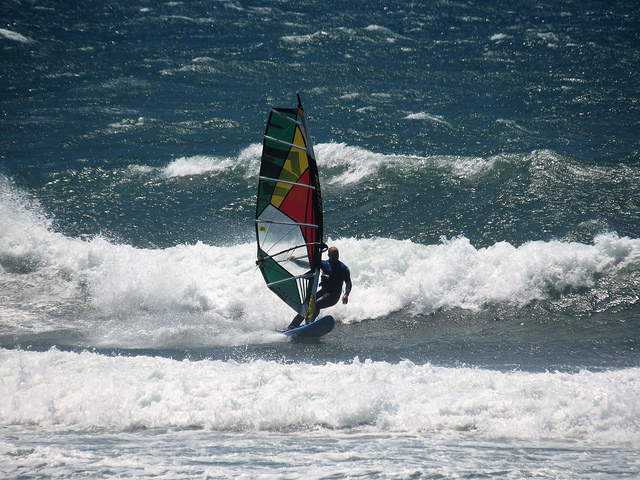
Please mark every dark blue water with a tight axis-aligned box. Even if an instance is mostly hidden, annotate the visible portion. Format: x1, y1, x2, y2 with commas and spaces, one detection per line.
1, 1, 639, 478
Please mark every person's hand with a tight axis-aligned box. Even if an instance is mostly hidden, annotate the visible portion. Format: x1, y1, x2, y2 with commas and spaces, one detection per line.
342, 294, 349, 304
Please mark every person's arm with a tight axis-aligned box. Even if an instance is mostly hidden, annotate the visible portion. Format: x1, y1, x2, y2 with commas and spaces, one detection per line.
342, 266, 352, 304
288, 253, 310, 268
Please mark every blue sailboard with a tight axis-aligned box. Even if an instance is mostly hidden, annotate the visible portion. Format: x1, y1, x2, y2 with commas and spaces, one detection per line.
283, 315, 335, 338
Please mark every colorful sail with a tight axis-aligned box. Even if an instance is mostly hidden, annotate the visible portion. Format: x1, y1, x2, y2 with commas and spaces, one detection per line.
255, 95, 324, 319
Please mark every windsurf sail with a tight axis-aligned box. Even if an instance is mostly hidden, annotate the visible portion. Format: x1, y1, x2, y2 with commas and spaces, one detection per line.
255, 94, 324, 320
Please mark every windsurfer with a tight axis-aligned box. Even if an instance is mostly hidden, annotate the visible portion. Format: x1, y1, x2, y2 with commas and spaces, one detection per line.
286, 246, 352, 331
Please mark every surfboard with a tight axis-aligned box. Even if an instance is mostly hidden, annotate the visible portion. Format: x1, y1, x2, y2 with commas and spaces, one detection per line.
282, 315, 335, 338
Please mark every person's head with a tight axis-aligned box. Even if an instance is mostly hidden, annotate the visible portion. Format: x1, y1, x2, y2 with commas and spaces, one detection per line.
328, 246, 339, 262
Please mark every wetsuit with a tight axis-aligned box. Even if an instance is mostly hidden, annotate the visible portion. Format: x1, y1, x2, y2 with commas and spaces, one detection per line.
287, 259, 352, 330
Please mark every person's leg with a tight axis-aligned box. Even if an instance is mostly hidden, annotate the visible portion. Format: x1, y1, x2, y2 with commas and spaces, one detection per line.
306, 288, 326, 324
288, 289, 329, 329
309, 291, 340, 323
288, 290, 341, 329
286, 314, 304, 330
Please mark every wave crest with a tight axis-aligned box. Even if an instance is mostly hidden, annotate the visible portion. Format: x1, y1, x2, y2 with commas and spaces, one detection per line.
2, 349, 638, 443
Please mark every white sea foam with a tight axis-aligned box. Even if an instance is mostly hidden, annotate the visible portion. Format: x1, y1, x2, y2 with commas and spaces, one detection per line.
281, 25, 406, 45
364, 25, 410, 41
365, 25, 393, 33
244, 141, 543, 184
2, 172, 639, 346
0, 28, 34, 44
162, 155, 235, 177
313, 142, 513, 183
316, 142, 401, 185
238, 142, 262, 174
282, 31, 325, 44
209, 143, 564, 185
108, 117, 146, 130
490, 33, 509, 41
496, 118, 534, 133
536, 32, 560, 43
337, 233, 640, 321
404, 112, 453, 128
311, 145, 633, 185
1, 348, 638, 444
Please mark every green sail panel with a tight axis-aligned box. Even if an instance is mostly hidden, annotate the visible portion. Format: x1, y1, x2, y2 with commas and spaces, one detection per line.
255, 96, 324, 318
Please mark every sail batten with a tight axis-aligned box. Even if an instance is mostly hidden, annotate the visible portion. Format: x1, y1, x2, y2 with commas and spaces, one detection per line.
264, 135, 306, 150
260, 243, 324, 262
267, 273, 316, 288
270, 109, 305, 127
258, 176, 316, 190
255, 96, 323, 318
256, 219, 319, 228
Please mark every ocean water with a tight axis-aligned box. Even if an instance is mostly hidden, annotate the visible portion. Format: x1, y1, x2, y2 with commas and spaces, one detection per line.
1, 0, 639, 478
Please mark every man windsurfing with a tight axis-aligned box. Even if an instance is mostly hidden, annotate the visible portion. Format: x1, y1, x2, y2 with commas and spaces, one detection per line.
285, 246, 352, 331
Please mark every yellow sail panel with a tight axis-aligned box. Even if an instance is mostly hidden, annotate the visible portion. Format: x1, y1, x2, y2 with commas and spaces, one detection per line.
269, 183, 293, 208
293, 125, 307, 150
270, 145, 310, 208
